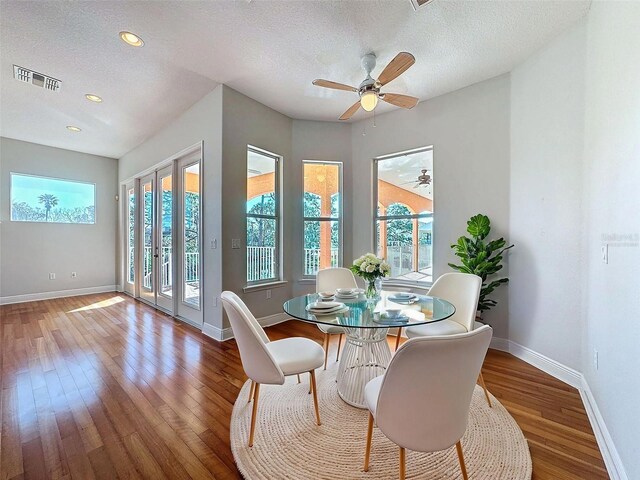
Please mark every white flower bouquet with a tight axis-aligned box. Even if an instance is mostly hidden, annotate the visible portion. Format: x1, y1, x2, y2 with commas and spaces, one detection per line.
350, 253, 391, 298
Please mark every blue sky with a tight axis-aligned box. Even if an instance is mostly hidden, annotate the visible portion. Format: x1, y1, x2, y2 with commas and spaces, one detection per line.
11, 174, 95, 209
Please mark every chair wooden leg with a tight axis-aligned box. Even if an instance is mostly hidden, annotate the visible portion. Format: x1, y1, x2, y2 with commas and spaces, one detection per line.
399, 447, 406, 480
308, 371, 313, 394
364, 413, 374, 472
248, 380, 255, 403
478, 372, 492, 407
394, 328, 403, 352
248, 383, 260, 447
456, 441, 468, 480
309, 370, 321, 426
336, 333, 343, 362
323, 333, 330, 370
297, 374, 301, 384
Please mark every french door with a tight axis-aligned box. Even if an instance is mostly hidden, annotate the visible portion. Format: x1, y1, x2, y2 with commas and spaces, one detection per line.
131, 153, 202, 326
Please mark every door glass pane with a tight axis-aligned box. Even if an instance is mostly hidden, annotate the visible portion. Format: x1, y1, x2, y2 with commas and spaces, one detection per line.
303, 220, 339, 276
127, 187, 135, 284
160, 175, 172, 297
247, 217, 277, 282
142, 181, 153, 290
183, 163, 200, 307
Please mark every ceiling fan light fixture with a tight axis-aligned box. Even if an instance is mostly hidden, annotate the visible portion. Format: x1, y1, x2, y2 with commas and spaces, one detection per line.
360, 91, 378, 112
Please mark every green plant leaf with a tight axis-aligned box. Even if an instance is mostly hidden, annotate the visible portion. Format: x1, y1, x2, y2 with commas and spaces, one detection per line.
466, 214, 491, 239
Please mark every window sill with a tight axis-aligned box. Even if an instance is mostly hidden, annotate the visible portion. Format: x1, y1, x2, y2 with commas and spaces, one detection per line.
297, 278, 316, 285
243, 280, 288, 293
382, 278, 432, 292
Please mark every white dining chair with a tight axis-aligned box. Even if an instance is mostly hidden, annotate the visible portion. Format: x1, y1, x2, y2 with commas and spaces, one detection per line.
221, 291, 325, 447
363, 326, 493, 480
316, 267, 358, 369
402, 272, 492, 407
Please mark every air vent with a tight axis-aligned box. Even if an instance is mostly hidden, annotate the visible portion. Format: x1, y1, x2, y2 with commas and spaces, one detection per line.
13, 65, 61, 92
410, 0, 436, 10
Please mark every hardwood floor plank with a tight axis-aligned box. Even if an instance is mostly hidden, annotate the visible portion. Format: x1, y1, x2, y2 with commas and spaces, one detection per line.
1, 293, 609, 479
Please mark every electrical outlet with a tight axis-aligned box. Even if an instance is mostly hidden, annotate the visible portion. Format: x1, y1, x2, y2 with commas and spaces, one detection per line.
266, 289, 272, 299
231, 238, 241, 249
49, 273, 55, 280
210, 239, 217, 249
71, 272, 77, 278
593, 349, 599, 370
212, 297, 217, 307
601, 244, 608, 264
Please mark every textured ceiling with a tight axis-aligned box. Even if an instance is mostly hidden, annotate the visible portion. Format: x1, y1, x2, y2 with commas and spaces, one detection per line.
0, 0, 590, 158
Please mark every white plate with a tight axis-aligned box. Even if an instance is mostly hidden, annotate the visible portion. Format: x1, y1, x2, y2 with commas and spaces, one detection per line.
306, 301, 346, 313
388, 294, 417, 303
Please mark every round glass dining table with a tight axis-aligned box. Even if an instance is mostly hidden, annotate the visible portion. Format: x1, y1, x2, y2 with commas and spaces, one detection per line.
283, 291, 456, 408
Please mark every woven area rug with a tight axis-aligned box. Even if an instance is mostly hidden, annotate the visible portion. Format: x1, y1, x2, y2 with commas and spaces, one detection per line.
231, 363, 532, 479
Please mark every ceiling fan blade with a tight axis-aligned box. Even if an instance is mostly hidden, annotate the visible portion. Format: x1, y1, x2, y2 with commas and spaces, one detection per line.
312, 79, 358, 92
382, 93, 419, 109
377, 52, 415, 86
339, 101, 361, 121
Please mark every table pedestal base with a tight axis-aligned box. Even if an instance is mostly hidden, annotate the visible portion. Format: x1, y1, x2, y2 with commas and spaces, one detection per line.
336, 327, 392, 409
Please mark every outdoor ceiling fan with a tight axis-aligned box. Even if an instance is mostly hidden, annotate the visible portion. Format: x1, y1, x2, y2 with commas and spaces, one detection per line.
400, 169, 432, 188
312, 52, 419, 121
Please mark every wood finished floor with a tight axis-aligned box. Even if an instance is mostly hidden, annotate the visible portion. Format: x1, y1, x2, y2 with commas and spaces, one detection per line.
1, 293, 608, 480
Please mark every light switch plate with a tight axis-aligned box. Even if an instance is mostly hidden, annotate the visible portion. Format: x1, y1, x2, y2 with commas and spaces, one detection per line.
232, 238, 241, 249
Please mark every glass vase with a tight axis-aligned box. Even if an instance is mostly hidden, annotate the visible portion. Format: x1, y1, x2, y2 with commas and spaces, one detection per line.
365, 279, 379, 299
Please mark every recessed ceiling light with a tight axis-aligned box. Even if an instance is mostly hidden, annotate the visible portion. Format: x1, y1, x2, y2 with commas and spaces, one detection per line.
66, 126, 81, 132
119, 31, 144, 47
85, 94, 102, 103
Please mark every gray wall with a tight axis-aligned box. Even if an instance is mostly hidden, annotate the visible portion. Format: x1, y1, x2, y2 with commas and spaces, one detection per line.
291, 119, 353, 297
221, 86, 293, 323
0, 137, 117, 300
118, 87, 223, 329
350, 75, 512, 338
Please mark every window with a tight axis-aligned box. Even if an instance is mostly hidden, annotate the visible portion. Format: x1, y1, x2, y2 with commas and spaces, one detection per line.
10, 173, 96, 224
303, 161, 342, 276
246, 147, 280, 283
374, 148, 433, 283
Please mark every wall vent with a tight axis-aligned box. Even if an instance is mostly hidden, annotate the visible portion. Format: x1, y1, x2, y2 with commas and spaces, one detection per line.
409, 0, 436, 11
13, 65, 62, 92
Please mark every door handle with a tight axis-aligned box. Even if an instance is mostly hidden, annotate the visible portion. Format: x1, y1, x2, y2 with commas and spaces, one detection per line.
154, 254, 159, 258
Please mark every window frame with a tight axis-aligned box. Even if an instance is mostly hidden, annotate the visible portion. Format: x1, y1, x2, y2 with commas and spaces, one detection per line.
373, 146, 434, 286
302, 160, 343, 277
9, 172, 97, 224
246, 146, 282, 286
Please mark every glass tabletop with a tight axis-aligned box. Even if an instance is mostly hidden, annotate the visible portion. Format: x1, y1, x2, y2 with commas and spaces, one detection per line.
283, 290, 456, 329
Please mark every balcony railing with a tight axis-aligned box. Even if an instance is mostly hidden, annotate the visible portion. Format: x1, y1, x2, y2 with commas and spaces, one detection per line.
247, 246, 276, 283
143, 246, 199, 291
303, 248, 339, 276
385, 243, 432, 278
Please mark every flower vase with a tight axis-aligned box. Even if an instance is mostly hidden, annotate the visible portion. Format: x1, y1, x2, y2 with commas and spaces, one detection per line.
365, 279, 379, 299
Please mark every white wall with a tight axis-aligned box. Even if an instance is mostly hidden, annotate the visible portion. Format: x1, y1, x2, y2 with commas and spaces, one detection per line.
0, 137, 117, 301
291, 120, 353, 297
351, 75, 512, 337
509, 20, 586, 370
118, 87, 223, 329
581, 3, 640, 478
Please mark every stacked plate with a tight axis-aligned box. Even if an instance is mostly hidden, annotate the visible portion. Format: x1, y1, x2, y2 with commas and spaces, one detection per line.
387, 292, 418, 304
334, 288, 359, 300
305, 301, 347, 315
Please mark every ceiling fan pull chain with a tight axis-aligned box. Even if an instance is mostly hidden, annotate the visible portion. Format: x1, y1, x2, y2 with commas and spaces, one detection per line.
362, 122, 366, 136
373, 108, 376, 128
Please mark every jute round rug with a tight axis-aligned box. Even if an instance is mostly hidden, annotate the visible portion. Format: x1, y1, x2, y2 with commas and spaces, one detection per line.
231, 363, 532, 479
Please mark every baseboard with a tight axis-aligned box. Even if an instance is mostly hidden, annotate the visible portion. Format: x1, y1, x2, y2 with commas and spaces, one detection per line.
201, 312, 291, 342
580, 378, 629, 480
0, 285, 117, 305
491, 336, 627, 479
490, 337, 581, 389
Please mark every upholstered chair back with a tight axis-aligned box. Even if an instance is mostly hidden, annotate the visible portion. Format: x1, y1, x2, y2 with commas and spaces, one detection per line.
316, 267, 358, 293
375, 325, 493, 452
221, 291, 284, 385
428, 273, 482, 332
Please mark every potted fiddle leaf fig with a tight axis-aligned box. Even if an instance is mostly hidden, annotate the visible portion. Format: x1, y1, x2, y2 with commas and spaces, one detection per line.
448, 214, 514, 318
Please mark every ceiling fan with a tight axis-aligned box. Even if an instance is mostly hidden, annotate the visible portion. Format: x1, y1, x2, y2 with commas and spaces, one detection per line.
400, 169, 432, 188
312, 52, 419, 121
